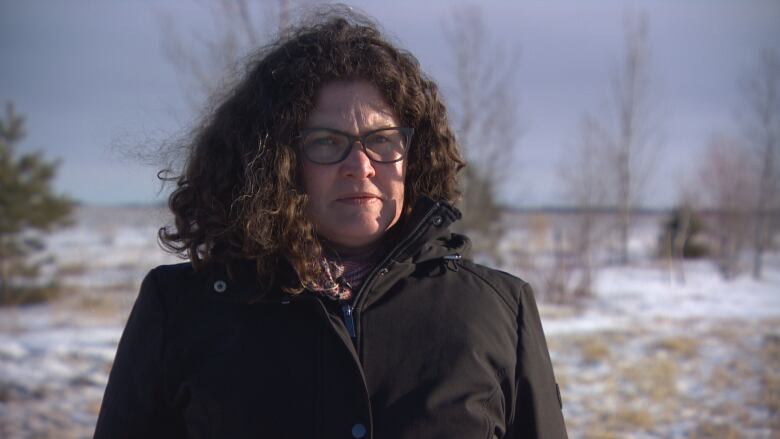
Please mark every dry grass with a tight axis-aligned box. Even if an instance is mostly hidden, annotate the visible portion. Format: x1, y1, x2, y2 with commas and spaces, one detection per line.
0, 284, 63, 306
619, 355, 678, 402
578, 337, 611, 364
582, 430, 620, 439
56, 262, 89, 276
690, 421, 742, 438
550, 319, 780, 436
612, 407, 655, 430
707, 364, 740, 393
72, 294, 124, 318
44, 281, 139, 323
760, 333, 780, 431
653, 335, 700, 359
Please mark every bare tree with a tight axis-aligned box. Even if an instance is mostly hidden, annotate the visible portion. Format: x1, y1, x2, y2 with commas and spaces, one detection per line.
159, 0, 302, 109
739, 49, 780, 279
698, 134, 755, 279
549, 12, 660, 299
442, 5, 521, 252
555, 115, 613, 300
598, 12, 661, 264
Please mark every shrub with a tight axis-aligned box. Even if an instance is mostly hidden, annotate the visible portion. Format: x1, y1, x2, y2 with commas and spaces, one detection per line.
658, 205, 710, 259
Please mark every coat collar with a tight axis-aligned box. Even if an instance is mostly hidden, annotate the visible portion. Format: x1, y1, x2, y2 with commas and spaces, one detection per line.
198, 196, 467, 304
378, 196, 469, 265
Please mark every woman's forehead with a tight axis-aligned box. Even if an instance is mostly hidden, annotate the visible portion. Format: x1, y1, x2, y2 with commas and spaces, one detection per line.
306, 81, 398, 129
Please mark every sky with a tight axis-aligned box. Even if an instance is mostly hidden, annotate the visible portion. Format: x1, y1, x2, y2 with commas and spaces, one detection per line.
1, 0, 779, 207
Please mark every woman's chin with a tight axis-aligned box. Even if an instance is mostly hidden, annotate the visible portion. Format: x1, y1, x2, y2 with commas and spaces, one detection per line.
316, 209, 401, 249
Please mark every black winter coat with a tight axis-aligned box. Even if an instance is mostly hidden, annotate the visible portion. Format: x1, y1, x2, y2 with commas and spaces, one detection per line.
94, 198, 568, 438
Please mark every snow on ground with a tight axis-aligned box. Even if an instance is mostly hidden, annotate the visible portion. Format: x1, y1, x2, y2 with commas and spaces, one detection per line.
543, 260, 780, 335
0, 206, 778, 438
0, 306, 124, 438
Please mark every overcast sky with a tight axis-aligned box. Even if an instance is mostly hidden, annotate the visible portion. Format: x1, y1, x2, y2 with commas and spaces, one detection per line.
1, 0, 779, 207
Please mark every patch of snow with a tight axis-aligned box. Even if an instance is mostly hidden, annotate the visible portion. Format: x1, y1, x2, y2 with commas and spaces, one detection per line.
538, 258, 780, 337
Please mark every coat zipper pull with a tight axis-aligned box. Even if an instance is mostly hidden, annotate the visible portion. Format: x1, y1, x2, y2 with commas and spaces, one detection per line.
341, 302, 356, 338
443, 253, 462, 271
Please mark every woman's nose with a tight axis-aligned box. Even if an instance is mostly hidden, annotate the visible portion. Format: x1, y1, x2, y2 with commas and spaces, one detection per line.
340, 141, 376, 178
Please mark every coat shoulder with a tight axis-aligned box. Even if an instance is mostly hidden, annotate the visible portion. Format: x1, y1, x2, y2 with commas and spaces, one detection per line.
148, 262, 197, 279
146, 261, 200, 287
145, 261, 269, 304
141, 262, 210, 304
456, 260, 535, 316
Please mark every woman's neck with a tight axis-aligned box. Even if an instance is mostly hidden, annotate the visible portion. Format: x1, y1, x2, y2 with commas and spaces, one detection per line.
322, 239, 384, 262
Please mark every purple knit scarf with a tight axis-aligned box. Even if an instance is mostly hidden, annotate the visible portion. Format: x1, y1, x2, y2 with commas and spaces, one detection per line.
304, 248, 381, 301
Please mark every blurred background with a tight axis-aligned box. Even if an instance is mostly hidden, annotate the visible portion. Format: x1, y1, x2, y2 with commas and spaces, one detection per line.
1, 0, 779, 437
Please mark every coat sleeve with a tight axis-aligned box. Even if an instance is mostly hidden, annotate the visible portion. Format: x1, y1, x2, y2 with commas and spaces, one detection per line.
508, 281, 568, 438
94, 269, 184, 438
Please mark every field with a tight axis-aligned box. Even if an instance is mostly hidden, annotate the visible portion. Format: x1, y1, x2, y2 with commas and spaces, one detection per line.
0, 206, 778, 438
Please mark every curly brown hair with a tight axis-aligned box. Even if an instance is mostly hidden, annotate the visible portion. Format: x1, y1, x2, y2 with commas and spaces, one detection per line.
159, 8, 464, 293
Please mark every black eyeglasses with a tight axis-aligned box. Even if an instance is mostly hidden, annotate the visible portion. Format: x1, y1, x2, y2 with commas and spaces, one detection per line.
299, 127, 413, 164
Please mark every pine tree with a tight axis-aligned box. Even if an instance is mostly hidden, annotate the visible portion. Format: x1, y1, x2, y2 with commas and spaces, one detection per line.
0, 102, 75, 304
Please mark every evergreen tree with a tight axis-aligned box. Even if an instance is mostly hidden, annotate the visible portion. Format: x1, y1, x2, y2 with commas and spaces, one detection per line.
658, 205, 709, 260
0, 102, 74, 304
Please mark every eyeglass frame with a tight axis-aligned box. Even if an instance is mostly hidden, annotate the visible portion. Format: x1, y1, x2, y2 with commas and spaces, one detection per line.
297, 126, 414, 165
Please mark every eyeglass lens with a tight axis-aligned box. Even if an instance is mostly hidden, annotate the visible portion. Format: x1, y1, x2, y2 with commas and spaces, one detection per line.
302, 128, 408, 164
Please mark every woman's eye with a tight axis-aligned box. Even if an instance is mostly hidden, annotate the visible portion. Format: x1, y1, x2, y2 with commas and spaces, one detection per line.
367, 135, 389, 145
313, 136, 338, 145
305, 135, 345, 151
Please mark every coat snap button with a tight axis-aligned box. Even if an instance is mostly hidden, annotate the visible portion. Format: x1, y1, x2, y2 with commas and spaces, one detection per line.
351, 423, 367, 438
378, 267, 389, 276
431, 215, 443, 226
213, 280, 227, 293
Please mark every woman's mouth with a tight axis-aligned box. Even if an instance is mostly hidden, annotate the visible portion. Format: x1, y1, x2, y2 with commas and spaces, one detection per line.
337, 194, 381, 205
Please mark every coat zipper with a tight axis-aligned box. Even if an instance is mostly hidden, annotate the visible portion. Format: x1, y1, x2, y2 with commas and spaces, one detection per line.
346, 202, 442, 342
341, 302, 356, 338
308, 296, 373, 436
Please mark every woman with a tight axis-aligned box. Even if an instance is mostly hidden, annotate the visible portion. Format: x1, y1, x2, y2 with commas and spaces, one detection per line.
95, 10, 567, 439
